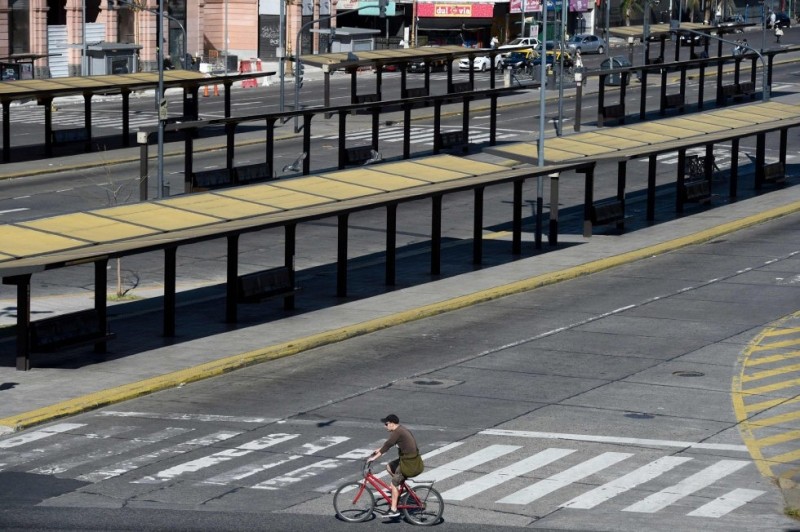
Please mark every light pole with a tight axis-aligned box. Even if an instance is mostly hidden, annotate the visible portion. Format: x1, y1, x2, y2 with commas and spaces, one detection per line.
537, 0, 548, 249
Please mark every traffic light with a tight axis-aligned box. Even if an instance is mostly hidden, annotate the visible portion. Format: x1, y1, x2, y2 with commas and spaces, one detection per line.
379, 0, 388, 18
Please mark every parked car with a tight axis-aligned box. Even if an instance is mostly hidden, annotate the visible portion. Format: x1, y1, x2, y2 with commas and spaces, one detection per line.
408, 57, 448, 73
600, 56, 633, 86
498, 49, 537, 72
499, 37, 541, 50
458, 55, 501, 72
768, 12, 791, 29
566, 34, 606, 54
678, 32, 707, 46
533, 48, 573, 68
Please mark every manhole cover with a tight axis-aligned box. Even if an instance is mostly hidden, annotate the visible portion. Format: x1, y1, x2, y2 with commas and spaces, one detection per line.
624, 412, 655, 420
413, 380, 443, 386
673, 370, 705, 377
392, 378, 462, 390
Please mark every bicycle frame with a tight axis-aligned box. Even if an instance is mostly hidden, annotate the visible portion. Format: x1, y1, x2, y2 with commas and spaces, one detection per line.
351, 465, 429, 510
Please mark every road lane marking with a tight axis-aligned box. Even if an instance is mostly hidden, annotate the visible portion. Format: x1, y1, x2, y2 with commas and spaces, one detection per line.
480, 429, 749, 452
560, 456, 693, 509
622, 460, 750, 513
416, 444, 520, 483
497, 452, 632, 505
0, 423, 85, 449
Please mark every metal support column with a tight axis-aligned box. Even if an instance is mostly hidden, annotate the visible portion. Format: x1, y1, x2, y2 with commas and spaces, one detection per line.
512, 180, 523, 255
83, 92, 93, 152
337, 213, 348, 297
676, 149, 687, 213
284, 224, 296, 310
647, 154, 657, 221
386, 204, 397, 285
431, 195, 442, 275
730, 137, 739, 198
583, 166, 594, 238
94, 259, 109, 354
755, 132, 766, 190
164, 247, 177, 337
549, 173, 559, 246
473, 187, 484, 264
225, 234, 239, 323
5, 275, 32, 371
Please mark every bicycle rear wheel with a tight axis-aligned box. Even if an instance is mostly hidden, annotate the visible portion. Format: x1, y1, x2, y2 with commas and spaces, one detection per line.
333, 482, 375, 522
401, 486, 443, 526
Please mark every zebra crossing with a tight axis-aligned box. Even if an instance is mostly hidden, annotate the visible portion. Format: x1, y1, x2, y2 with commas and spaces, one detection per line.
0, 416, 766, 520
640, 145, 795, 168
10, 107, 159, 131
310, 125, 518, 147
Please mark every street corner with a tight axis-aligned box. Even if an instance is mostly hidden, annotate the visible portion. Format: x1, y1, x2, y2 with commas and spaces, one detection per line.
732, 310, 800, 508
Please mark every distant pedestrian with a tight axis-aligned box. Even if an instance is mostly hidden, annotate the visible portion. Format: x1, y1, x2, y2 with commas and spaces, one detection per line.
490, 36, 499, 49
775, 25, 784, 43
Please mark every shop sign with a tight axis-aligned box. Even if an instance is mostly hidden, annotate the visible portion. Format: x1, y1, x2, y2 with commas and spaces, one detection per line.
417, 3, 494, 17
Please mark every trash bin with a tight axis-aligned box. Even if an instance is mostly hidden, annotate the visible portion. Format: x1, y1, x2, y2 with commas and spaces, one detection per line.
600, 56, 632, 86
226, 54, 238, 73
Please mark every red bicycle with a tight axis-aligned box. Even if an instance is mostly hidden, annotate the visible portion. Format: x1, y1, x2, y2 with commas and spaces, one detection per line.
333, 459, 444, 525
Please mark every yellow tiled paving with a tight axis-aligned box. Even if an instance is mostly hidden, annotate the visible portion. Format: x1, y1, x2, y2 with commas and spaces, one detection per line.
19, 212, 159, 242
663, 117, 734, 134
159, 194, 282, 220
219, 185, 332, 210
0, 225, 88, 258
93, 203, 222, 231
372, 161, 472, 183
320, 168, 429, 191
271, 176, 384, 200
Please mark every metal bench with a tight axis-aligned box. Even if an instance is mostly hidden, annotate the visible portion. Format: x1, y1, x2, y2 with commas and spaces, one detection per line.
191, 168, 233, 192
590, 200, 625, 227
664, 93, 685, 111
437, 130, 467, 153
237, 266, 298, 309
402, 86, 428, 99
682, 179, 712, 203
599, 104, 625, 127
763, 161, 786, 184
450, 81, 473, 94
235, 163, 271, 184
30, 308, 115, 354
51, 128, 89, 145
344, 145, 375, 166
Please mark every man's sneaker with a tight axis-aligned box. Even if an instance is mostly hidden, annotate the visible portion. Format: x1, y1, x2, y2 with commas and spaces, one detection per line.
383, 510, 401, 519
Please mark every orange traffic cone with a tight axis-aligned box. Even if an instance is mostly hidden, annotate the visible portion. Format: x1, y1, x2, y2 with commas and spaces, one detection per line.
213, 84, 219, 97
203, 85, 209, 97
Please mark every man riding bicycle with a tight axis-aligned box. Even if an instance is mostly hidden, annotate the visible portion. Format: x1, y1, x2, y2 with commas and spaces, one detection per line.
368, 414, 423, 519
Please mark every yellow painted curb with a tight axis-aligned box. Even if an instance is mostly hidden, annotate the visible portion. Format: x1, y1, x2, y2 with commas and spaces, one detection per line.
2, 199, 800, 432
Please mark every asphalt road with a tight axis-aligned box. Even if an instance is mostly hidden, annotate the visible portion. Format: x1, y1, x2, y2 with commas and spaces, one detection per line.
0, 211, 798, 530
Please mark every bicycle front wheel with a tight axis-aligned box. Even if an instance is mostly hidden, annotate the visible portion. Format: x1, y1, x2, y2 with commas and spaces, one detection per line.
333, 482, 375, 522
402, 485, 443, 526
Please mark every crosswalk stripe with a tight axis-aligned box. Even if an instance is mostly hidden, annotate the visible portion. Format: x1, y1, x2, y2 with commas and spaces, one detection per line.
1, 425, 134, 470
686, 488, 765, 518
0, 423, 85, 449
133, 433, 300, 483
622, 460, 750, 513
78, 430, 240, 482
441, 448, 575, 501
28, 427, 187, 475
497, 452, 633, 505
416, 444, 520, 483
560, 456, 693, 509
252, 458, 342, 490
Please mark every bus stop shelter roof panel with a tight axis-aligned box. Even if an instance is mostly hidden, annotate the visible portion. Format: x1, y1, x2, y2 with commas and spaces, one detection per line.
0, 225, 87, 259
302, 46, 477, 69
218, 186, 332, 210
662, 117, 734, 133
94, 203, 223, 232
418, 155, 510, 176
159, 194, 283, 221
609, 22, 710, 39
759, 101, 800, 117
320, 168, 429, 191
571, 132, 648, 150
709, 108, 775, 124
686, 113, 754, 128
624, 122, 704, 139
272, 176, 384, 200
545, 137, 621, 156
19, 213, 160, 243
372, 161, 472, 183
484, 142, 589, 164
601, 128, 677, 144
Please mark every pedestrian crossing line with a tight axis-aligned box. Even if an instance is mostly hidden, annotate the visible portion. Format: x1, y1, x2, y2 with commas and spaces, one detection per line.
744, 409, 800, 429
750, 337, 800, 351
0, 423, 85, 449
741, 362, 800, 383
199, 436, 357, 486
2, 426, 136, 472
77, 430, 241, 482
560, 456, 694, 510
441, 448, 575, 501
27, 427, 188, 476
497, 452, 632, 505
99, 411, 278, 424
622, 460, 750, 513
745, 350, 800, 367
686, 488, 766, 518
133, 433, 302, 484
744, 395, 800, 415
252, 458, 342, 490
416, 444, 521, 483
752, 429, 800, 448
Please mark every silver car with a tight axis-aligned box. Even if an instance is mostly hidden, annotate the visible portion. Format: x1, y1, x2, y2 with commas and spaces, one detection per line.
567, 34, 606, 55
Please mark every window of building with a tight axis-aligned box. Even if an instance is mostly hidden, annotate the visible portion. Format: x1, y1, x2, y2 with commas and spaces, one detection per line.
10, 0, 31, 54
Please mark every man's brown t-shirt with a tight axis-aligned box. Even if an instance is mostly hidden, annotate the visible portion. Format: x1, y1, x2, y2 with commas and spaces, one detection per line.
378, 424, 417, 456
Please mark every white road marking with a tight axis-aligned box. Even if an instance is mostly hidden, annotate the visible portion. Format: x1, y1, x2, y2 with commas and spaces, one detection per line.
416, 444, 520, 483
560, 456, 693, 509
497, 452, 632, 505
0, 208, 29, 215
98, 411, 277, 424
1, 426, 134, 470
441, 448, 575, 501
687, 488, 765, 518
79, 431, 241, 482
480, 429, 750, 452
0, 423, 85, 449
252, 458, 343, 490
201, 455, 302, 485
622, 460, 750, 513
